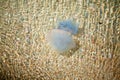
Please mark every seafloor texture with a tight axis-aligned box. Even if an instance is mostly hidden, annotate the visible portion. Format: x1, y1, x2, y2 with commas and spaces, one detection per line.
0, 0, 120, 80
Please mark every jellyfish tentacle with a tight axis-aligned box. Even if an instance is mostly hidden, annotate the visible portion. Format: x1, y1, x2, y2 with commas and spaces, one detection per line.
57, 20, 79, 35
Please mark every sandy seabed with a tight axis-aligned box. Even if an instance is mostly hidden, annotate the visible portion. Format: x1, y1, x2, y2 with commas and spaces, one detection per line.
0, 0, 120, 80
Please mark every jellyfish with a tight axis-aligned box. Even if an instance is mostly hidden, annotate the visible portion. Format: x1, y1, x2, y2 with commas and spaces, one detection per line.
46, 20, 79, 53
57, 20, 79, 35
46, 29, 76, 53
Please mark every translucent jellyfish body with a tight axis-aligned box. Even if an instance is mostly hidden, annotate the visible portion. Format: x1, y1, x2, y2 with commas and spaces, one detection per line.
46, 29, 76, 53
57, 20, 79, 35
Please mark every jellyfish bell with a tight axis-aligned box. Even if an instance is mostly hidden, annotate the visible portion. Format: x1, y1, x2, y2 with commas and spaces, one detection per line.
46, 29, 76, 53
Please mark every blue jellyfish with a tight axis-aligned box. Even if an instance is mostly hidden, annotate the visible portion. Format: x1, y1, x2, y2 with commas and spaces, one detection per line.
46, 29, 76, 53
57, 20, 79, 35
